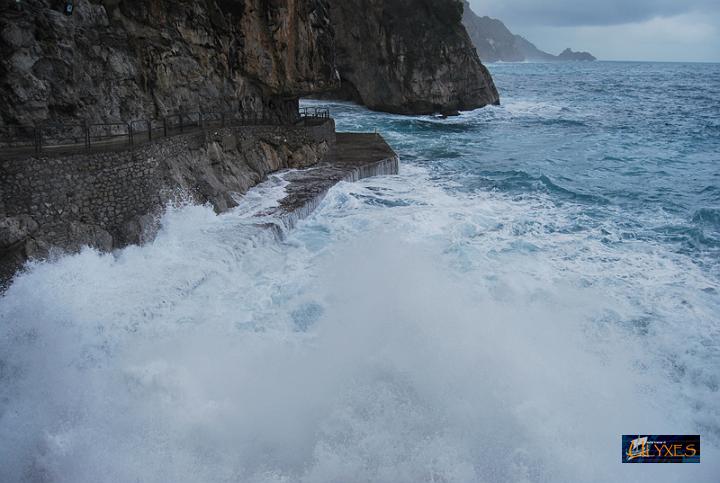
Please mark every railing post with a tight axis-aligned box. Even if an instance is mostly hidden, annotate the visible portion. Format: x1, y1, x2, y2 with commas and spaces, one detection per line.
1, 105, 306, 156
34, 126, 41, 154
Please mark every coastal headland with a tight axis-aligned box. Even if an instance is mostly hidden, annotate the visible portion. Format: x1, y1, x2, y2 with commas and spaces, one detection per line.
0, 0, 494, 285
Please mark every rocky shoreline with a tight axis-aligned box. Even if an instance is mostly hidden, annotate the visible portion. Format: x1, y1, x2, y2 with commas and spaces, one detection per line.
0, 121, 399, 289
0, 0, 493, 286
0, 120, 334, 286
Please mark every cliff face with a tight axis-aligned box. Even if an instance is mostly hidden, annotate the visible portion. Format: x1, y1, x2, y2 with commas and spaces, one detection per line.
0, 0, 339, 126
326, 0, 499, 115
1, 0, 502, 122
462, 2, 596, 63
461, 8, 553, 63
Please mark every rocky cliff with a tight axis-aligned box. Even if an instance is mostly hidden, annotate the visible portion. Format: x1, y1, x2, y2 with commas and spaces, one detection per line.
325, 0, 499, 115
1, 0, 501, 122
0, 0, 339, 126
0, 0, 499, 285
462, 2, 596, 63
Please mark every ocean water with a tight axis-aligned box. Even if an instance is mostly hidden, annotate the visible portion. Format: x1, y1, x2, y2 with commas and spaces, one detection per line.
1, 62, 719, 482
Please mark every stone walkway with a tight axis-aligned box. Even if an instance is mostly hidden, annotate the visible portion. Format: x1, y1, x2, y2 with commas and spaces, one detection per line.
0, 117, 330, 161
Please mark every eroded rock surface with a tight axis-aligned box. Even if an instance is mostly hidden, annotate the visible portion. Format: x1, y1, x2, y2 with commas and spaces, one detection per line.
0, 0, 339, 126
325, 0, 499, 115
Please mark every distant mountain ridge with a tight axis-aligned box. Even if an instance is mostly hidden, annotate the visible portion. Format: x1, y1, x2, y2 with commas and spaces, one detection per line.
462, 2, 596, 63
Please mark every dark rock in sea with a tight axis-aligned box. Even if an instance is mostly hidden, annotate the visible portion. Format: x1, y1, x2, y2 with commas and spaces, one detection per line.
323, 0, 500, 115
0, 0, 340, 127
557, 48, 597, 62
461, 1, 596, 63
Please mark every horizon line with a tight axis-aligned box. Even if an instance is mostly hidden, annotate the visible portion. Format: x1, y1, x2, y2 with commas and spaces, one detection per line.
485, 59, 720, 65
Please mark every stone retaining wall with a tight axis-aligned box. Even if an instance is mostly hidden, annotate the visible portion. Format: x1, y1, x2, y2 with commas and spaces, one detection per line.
0, 120, 336, 284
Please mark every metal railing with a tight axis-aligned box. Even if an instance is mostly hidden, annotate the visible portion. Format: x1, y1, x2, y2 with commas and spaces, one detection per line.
0, 106, 331, 157
298, 106, 331, 119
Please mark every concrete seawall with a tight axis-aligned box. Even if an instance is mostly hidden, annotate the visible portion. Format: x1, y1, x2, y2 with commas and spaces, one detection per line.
269, 133, 399, 230
0, 125, 397, 287
1, 121, 336, 284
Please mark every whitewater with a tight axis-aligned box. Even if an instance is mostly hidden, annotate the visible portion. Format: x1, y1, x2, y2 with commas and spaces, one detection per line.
1, 62, 719, 482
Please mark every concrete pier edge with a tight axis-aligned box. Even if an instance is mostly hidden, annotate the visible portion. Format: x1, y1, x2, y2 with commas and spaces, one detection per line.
271, 132, 400, 232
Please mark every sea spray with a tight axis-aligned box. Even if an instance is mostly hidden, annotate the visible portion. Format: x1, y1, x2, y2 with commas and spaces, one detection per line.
2, 163, 718, 482
2, 61, 720, 482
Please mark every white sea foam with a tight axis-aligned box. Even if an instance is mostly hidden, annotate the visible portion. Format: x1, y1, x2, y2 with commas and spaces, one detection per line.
1, 162, 718, 482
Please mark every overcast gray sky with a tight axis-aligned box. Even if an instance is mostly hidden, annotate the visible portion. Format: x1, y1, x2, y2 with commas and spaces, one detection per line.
468, 0, 720, 62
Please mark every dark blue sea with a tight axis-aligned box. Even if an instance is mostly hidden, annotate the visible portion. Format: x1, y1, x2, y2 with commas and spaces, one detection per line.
1, 62, 719, 482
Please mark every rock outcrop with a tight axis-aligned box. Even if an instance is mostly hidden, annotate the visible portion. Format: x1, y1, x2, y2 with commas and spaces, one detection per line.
1, 0, 502, 122
0, 0, 339, 127
557, 48, 597, 62
462, 1, 596, 63
324, 0, 499, 115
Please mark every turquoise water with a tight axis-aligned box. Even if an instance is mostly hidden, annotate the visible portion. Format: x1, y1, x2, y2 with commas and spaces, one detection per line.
330, 62, 720, 269
1, 62, 719, 482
